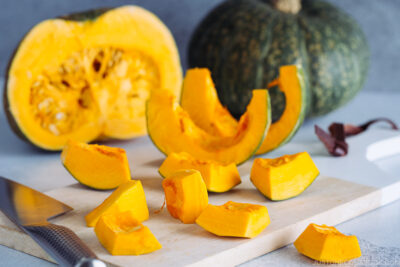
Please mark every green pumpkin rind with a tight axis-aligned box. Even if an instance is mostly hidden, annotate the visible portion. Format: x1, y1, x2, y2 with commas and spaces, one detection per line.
3, 8, 112, 149
58, 8, 111, 21
188, 0, 369, 117
298, 0, 369, 116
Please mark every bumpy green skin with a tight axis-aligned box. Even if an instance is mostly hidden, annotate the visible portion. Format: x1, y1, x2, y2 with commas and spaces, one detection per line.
58, 8, 111, 21
188, 0, 370, 118
3, 8, 111, 149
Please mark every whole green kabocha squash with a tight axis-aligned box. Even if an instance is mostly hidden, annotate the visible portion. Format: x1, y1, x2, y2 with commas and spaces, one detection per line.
188, 0, 370, 118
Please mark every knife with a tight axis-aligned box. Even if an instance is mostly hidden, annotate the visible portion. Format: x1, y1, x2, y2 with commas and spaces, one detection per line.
0, 176, 106, 267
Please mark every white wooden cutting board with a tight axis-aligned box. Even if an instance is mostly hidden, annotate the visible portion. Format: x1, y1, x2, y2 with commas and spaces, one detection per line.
1, 129, 400, 267
0, 176, 399, 267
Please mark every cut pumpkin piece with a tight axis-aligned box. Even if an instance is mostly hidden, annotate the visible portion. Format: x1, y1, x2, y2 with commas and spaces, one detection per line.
294, 223, 361, 263
181, 68, 238, 137
4, 6, 182, 150
256, 65, 307, 154
250, 152, 319, 201
61, 140, 131, 190
95, 211, 161, 255
162, 169, 208, 224
196, 201, 270, 238
159, 152, 241, 193
146, 89, 271, 165
85, 180, 149, 227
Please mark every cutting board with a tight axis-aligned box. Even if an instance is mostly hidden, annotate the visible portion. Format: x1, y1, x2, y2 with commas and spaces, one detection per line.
1, 129, 400, 267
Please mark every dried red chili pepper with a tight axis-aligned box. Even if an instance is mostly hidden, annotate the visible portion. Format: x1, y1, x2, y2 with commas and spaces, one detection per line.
315, 118, 398, 157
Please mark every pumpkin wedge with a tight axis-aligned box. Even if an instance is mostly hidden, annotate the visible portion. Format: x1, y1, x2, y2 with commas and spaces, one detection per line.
294, 223, 361, 263
250, 152, 319, 201
162, 169, 208, 224
256, 65, 307, 154
159, 152, 241, 193
95, 211, 161, 256
146, 89, 271, 165
4, 6, 182, 150
196, 201, 270, 238
85, 180, 149, 227
181, 68, 237, 137
61, 140, 131, 190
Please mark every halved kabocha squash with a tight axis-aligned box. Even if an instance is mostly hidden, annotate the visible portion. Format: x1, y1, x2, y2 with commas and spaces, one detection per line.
196, 201, 270, 238
159, 152, 241, 193
179, 66, 306, 154
85, 180, 149, 227
294, 223, 361, 263
250, 152, 319, 201
146, 89, 271, 165
4, 6, 182, 150
162, 169, 208, 224
95, 211, 161, 256
61, 140, 131, 190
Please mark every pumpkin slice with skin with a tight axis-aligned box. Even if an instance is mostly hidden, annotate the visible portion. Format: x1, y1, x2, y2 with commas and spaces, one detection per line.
162, 169, 208, 224
4, 6, 182, 150
181, 68, 237, 137
159, 152, 241, 193
294, 223, 361, 263
61, 140, 131, 190
146, 89, 271, 165
250, 152, 319, 201
256, 65, 307, 154
196, 201, 270, 238
85, 180, 149, 227
95, 211, 161, 256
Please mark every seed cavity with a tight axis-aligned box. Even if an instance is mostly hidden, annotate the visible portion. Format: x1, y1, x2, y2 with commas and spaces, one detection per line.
30, 47, 160, 135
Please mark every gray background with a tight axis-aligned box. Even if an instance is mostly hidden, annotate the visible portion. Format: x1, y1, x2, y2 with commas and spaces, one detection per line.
1, 0, 399, 92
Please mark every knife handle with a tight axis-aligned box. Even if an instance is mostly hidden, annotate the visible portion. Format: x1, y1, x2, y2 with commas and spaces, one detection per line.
23, 223, 106, 267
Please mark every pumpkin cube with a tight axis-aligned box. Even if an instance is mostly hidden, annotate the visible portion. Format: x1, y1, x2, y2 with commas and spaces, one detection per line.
159, 152, 241, 192
294, 223, 361, 263
162, 169, 208, 223
196, 201, 270, 238
61, 140, 131, 190
85, 180, 149, 227
95, 211, 161, 255
250, 151, 319, 200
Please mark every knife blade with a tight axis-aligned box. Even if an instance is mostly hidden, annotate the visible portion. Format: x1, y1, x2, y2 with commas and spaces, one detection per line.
0, 176, 106, 267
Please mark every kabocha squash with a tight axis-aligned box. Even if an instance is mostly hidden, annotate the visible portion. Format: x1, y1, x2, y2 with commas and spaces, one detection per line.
85, 180, 149, 227
162, 170, 208, 224
189, 0, 369, 117
181, 68, 237, 137
256, 65, 307, 154
146, 89, 271, 165
159, 152, 241, 193
196, 201, 270, 238
95, 211, 161, 255
294, 223, 361, 263
4, 6, 182, 150
250, 152, 319, 201
61, 140, 131, 190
